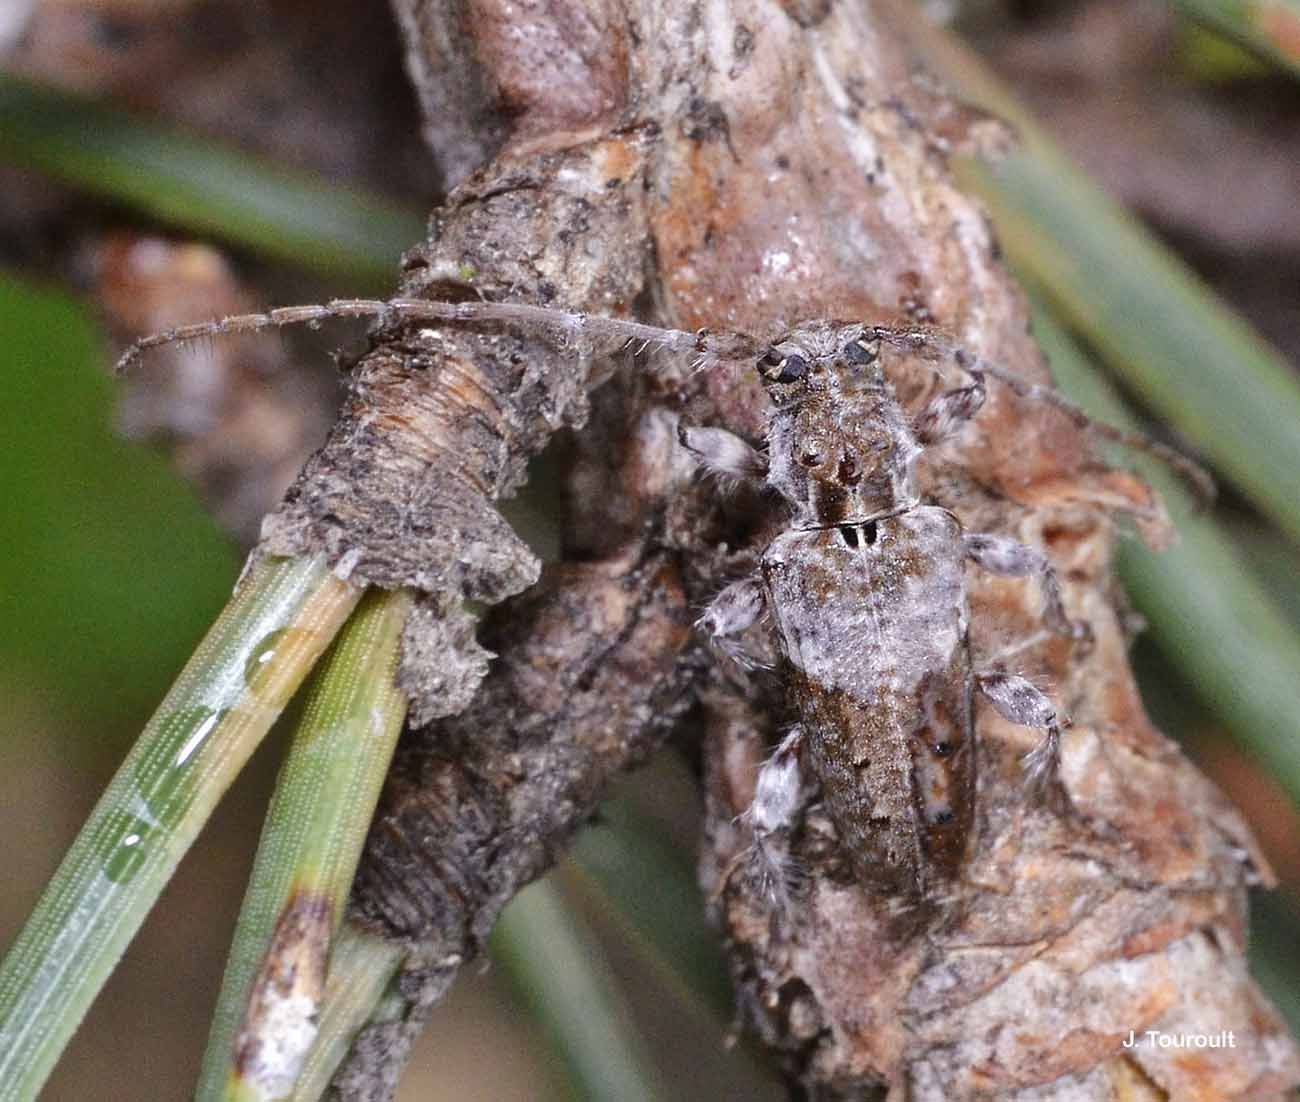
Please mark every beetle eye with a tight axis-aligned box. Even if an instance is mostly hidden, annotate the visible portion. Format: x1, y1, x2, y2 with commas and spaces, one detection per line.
777, 354, 809, 382
760, 353, 808, 383
843, 336, 879, 365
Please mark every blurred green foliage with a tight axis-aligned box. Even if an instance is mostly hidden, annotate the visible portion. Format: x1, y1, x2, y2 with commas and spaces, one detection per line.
491, 879, 666, 1102
0, 75, 423, 289
1032, 305, 1300, 808
0, 272, 236, 728
1172, 0, 1300, 79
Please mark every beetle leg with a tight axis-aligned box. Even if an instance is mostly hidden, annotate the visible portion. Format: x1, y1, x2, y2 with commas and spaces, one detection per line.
965, 532, 1089, 641
697, 573, 770, 669
977, 671, 1063, 794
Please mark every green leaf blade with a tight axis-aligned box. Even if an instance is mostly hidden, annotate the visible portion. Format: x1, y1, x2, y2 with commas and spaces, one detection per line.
0, 75, 424, 287
0, 555, 359, 1101
1173, 0, 1300, 78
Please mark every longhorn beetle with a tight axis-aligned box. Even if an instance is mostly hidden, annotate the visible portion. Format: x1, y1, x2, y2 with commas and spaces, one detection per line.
118, 298, 1208, 899
688, 321, 1086, 899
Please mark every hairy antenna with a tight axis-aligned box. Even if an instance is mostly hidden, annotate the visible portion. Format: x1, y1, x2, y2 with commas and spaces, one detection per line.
115, 301, 1212, 505
871, 326, 1216, 506
114, 297, 758, 377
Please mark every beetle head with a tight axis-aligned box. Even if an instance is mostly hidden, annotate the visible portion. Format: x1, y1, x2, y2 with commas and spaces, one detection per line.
759, 323, 921, 528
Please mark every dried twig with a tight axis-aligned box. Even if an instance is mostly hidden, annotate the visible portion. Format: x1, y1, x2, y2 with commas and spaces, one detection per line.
340, 410, 704, 1092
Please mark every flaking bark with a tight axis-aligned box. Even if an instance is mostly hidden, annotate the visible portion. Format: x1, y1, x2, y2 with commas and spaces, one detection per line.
254, 125, 656, 723
339, 476, 700, 1096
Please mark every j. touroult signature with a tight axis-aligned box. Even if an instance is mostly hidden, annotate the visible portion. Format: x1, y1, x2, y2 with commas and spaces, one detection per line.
1123, 1030, 1237, 1049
